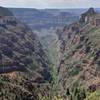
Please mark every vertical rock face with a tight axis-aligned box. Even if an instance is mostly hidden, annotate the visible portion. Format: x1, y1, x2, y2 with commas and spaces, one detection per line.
0, 7, 51, 100
58, 8, 100, 96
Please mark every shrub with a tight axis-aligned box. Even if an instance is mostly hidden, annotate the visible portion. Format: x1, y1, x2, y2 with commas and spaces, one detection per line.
66, 83, 86, 100
69, 66, 83, 76
85, 90, 100, 100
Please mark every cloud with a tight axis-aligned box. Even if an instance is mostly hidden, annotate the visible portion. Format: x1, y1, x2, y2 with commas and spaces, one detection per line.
0, 0, 100, 8
45, 0, 99, 8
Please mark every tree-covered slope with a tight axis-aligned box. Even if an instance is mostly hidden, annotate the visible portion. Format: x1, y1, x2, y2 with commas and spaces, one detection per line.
0, 7, 51, 100
57, 8, 100, 99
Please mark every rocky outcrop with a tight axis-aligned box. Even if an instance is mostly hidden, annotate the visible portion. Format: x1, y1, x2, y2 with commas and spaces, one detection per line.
79, 7, 97, 23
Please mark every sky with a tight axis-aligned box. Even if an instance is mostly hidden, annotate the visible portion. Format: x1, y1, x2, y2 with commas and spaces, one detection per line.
0, 0, 100, 8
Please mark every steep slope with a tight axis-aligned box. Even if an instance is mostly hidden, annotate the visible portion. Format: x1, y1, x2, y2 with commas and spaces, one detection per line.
0, 7, 51, 100
57, 8, 100, 97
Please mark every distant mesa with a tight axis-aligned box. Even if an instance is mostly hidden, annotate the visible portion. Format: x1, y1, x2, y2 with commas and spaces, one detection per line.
0, 6, 13, 16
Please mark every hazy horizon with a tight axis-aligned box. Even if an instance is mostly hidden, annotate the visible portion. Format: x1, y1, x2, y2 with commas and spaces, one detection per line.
0, 0, 100, 9
7, 7, 100, 9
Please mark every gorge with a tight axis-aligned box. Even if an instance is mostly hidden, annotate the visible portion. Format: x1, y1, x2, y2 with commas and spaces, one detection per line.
0, 6, 100, 100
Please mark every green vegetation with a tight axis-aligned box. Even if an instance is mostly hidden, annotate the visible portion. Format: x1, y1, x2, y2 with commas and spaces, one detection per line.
88, 27, 100, 48
85, 90, 100, 100
66, 64, 83, 77
38, 65, 63, 100
27, 58, 38, 71
69, 67, 82, 76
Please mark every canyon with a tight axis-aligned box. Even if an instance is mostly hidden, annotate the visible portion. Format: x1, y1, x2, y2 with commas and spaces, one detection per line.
0, 6, 100, 100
